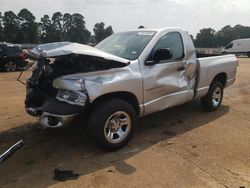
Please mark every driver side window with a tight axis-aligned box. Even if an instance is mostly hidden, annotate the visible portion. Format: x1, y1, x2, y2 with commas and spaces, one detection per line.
154, 32, 184, 61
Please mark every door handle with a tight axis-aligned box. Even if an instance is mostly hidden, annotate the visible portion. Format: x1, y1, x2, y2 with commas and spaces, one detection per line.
177, 66, 185, 71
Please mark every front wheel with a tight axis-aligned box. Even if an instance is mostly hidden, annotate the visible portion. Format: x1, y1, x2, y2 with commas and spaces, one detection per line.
88, 99, 137, 151
201, 81, 224, 112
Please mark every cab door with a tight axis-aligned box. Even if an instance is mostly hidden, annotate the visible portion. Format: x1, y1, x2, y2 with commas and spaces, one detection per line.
141, 32, 194, 115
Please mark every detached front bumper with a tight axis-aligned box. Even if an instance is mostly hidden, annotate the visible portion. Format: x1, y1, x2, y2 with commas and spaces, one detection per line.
40, 99, 84, 128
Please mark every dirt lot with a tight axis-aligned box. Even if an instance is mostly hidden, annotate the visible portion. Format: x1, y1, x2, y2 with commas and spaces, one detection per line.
0, 58, 250, 188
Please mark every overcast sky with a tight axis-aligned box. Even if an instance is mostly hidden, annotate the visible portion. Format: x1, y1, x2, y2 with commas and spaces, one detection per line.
0, 0, 250, 35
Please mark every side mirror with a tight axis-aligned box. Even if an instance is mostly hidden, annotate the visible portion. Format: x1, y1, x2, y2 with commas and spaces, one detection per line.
145, 48, 173, 66
154, 48, 173, 62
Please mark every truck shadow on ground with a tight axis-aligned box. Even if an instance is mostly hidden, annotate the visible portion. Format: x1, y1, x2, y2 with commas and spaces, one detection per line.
0, 100, 229, 187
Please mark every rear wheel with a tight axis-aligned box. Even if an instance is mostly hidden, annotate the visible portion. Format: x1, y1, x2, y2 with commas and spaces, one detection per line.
201, 81, 224, 112
88, 99, 137, 151
4, 61, 17, 72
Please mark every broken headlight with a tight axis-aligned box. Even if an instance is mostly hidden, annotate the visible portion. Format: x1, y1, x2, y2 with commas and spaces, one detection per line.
56, 89, 88, 106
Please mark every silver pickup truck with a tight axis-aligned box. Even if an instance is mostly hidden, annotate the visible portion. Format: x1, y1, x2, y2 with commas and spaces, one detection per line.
25, 27, 237, 150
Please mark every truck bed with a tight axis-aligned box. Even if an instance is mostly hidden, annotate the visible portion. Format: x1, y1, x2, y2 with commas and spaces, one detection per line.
195, 54, 237, 98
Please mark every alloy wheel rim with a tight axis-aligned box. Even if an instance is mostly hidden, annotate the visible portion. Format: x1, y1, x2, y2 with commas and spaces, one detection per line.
212, 87, 222, 107
104, 111, 131, 144
5, 62, 17, 72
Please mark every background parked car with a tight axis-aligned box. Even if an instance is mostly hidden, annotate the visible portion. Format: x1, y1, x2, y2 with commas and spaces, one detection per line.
0, 43, 28, 72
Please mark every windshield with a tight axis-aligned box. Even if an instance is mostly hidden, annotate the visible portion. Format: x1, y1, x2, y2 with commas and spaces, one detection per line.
95, 31, 156, 60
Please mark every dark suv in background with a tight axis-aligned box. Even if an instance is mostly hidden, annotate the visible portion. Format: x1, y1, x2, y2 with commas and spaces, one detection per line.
0, 43, 28, 72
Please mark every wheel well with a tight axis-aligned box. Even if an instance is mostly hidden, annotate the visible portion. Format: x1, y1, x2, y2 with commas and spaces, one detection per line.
212, 73, 227, 87
90, 92, 140, 116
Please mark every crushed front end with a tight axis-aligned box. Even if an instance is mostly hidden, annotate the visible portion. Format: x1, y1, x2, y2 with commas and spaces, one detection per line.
24, 42, 129, 128
25, 57, 89, 128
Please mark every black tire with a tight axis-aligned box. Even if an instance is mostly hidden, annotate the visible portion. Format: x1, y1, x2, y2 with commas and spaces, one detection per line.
4, 61, 18, 72
88, 99, 137, 151
201, 81, 224, 112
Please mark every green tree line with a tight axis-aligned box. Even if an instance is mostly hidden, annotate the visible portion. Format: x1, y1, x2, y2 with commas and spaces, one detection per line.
1, 9, 250, 47
0, 9, 113, 44
194, 25, 250, 48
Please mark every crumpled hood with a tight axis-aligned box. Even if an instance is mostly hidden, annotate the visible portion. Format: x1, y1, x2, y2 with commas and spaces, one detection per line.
30, 42, 129, 64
